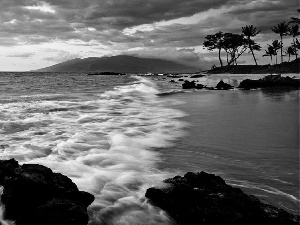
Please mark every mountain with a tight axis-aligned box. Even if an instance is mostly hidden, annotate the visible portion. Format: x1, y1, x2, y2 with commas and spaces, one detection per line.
34, 55, 199, 73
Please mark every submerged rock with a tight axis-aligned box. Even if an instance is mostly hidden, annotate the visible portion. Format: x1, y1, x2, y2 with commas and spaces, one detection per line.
0, 159, 94, 225
238, 74, 300, 90
145, 171, 299, 225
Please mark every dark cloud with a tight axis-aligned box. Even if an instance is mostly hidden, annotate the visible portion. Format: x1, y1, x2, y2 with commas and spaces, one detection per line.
0, 0, 297, 67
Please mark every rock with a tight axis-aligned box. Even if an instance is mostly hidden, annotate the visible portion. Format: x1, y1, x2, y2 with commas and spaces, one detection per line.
196, 84, 205, 89
178, 78, 184, 81
169, 79, 177, 83
215, 80, 234, 90
182, 80, 196, 89
145, 171, 299, 225
190, 74, 205, 78
238, 75, 300, 90
0, 159, 94, 225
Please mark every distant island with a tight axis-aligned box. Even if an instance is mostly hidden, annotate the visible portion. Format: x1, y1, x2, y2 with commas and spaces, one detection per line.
207, 58, 300, 74
33, 55, 199, 73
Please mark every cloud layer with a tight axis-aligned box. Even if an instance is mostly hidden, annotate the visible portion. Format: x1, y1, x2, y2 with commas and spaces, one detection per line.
0, 0, 298, 70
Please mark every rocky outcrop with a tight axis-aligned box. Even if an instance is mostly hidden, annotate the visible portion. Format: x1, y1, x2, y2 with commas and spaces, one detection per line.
207, 58, 300, 74
215, 80, 234, 90
0, 159, 94, 225
238, 74, 300, 90
145, 172, 299, 225
182, 80, 204, 89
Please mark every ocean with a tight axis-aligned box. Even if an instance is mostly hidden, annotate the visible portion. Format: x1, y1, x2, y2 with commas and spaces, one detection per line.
0, 72, 299, 224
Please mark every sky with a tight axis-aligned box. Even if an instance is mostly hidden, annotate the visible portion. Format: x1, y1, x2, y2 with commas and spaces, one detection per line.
0, 0, 298, 71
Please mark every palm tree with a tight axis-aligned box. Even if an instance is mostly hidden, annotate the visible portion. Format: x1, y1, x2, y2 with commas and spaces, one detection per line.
271, 22, 289, 63
268, 40, 282, 64
288, 24, 300, 58
285, 46, 296, 62
263, 46, 276, 65
292, 38, 300, 55
242, 25, 261, 65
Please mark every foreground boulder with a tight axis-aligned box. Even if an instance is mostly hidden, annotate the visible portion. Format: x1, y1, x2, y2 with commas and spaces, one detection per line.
146, 172, 299, 225
238, 74, 300, 90
0, 159, 94, 225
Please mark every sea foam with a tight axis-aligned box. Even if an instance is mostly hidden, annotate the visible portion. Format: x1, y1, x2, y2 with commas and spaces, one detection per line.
0, 76, 186, 224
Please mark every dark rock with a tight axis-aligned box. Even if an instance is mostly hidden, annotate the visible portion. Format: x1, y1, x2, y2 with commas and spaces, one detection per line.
196, 83, 205, 89
238, 74, 300, 90
0, 159, 94, 225
190, 74, 205, 78
215, 80, 234, 90
169, 79, 177, 83
145, 171, 299, 225
178, 78, 184, 81
87, 72, 126, 75
182, 80, 196, 89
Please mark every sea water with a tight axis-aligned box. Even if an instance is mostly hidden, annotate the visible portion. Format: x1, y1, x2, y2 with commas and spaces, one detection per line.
0, 72, 299, 224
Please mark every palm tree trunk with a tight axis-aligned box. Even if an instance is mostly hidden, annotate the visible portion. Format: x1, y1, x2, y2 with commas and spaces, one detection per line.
270, 55, 273, 65
248, 39, 258, 65
226, 52, 229, 64
288, 54, 290, 62
280, 35, 283, 63
218, 48, 223, 67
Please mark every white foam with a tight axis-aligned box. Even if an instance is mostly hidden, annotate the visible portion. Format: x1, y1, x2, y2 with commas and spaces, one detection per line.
0, 186, 15, 225
0, 76, 186, 224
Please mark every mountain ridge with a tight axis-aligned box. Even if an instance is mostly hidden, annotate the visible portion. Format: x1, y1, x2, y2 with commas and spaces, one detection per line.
34, 55, 199, 73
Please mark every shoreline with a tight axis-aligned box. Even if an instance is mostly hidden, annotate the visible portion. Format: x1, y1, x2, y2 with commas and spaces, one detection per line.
206, 58, 300, 74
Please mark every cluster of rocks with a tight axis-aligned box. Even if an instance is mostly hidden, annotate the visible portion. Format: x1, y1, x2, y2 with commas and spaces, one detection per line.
238, 74, 300, 90
0, 159, 94, 225
146, 172, 299, 225
1, 158, 299, 225
180, 74, 299, 91
182, 80, 233, 90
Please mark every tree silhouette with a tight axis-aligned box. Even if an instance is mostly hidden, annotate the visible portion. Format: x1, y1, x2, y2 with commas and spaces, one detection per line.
285, 46, 296, 62
293, 38, 300, 54
268, 40, 282, 64
223, 33, 248, 65
242, 25, 261, 65
288, 24, 300, 58
263, 46, 276, 65
271, 22, 289, 63
203, 32, 224, 67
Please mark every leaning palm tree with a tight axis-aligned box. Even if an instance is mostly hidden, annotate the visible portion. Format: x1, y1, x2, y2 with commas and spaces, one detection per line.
271, 22, 289, 63
285, 46, 296, 62
242, 25, 261, 65
263, 46, 276, 65
288, 24, 300, 58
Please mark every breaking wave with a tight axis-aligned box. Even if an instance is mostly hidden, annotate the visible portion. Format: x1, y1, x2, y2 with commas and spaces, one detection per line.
0, 76, 186, 224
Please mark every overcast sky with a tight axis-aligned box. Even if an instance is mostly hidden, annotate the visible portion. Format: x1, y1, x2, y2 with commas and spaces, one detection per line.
0, 0, 298, 71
